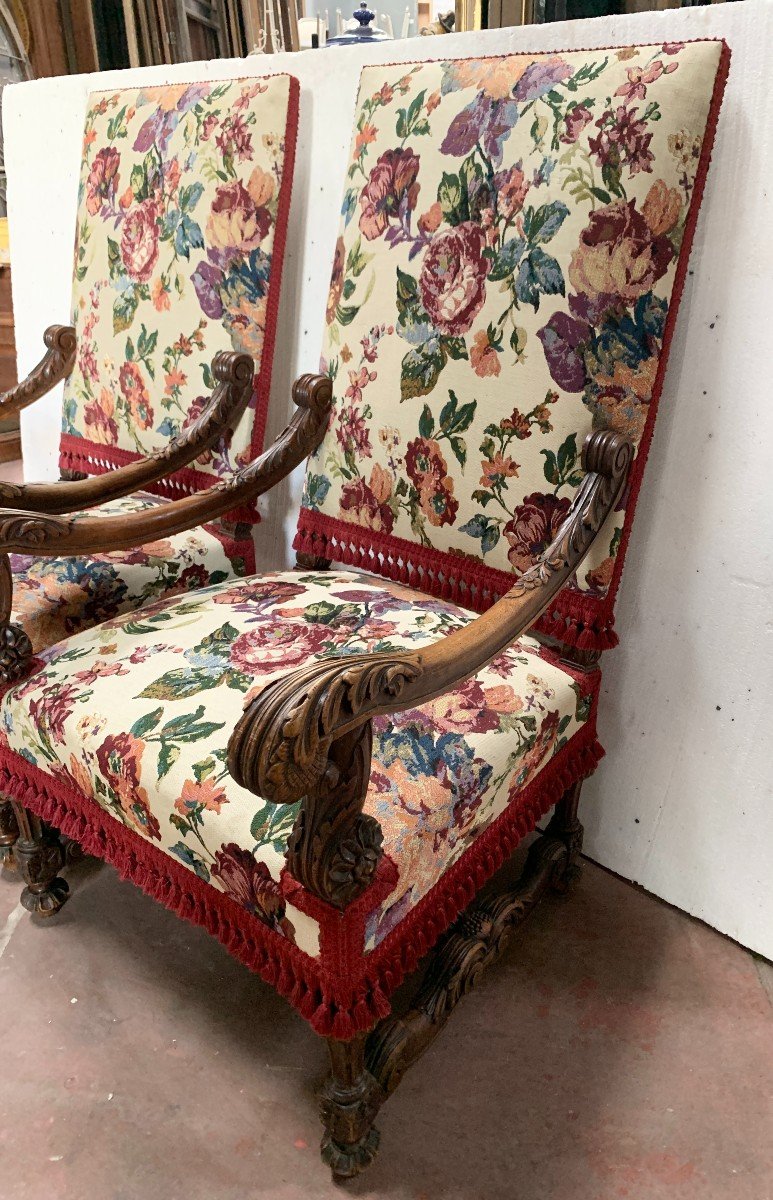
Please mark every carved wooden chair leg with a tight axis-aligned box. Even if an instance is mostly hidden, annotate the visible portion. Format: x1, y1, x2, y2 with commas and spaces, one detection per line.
545, 781, 584, 894
320, 1033, 385, 1182
0, 797, 19, 871
10, 802, 69, 917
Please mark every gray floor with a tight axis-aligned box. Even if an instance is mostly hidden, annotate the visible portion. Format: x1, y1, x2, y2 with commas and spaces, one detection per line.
0, 852, 770, 1200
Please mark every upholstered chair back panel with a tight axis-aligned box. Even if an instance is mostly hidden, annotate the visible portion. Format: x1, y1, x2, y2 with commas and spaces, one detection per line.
296, 42, 728, 647
60, 74, 299, 508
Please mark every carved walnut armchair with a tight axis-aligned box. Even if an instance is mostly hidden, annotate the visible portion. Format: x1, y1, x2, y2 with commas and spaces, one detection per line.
0, 75, 340, 878
0, 42, 728, 1180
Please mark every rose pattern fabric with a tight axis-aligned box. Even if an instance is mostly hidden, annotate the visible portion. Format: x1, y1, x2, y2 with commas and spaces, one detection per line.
61, 75, 296, 495
300, 44, 724, 606
8, 491, 246, 655
0, 570, 593, 956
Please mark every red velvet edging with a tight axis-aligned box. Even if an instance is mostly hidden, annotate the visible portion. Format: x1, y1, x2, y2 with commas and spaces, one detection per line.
0, 706, 600, 1040
296, 40, 731, 652
58, 74, 301, 522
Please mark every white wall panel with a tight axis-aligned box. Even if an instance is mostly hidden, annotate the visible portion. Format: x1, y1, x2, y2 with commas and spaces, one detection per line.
5, 0, 771, 955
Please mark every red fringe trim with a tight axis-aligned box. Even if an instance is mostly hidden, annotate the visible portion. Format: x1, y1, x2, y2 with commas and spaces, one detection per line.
57, 74, 301, 524
0, 714, 601, 1040
294, 511, 619, 649
0, 748, 371, 1040
295, 40, 731, 653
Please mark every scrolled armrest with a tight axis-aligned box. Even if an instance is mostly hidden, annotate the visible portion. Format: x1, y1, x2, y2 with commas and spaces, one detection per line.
0, 372, 333, 556
0, 325, 76, 422
229, 429, 632, 809
0, 350, 254, 513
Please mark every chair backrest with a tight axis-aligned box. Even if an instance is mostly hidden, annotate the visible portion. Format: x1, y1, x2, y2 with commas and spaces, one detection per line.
60, 73, 299, 508
296, 41, 729, 649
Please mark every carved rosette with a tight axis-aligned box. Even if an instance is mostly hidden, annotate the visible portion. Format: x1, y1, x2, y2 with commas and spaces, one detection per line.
0, 621, 33, 685
229, 655, 419, 908
283, 724, 384, 909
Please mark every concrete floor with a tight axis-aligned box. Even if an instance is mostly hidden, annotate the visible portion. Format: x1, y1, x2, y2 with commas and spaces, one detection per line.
0, 852, 770, 1200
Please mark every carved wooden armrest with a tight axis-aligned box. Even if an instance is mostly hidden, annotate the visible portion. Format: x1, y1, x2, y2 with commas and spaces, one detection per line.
0, 325, 76, 421
0, 351, 254, 513
226, 430, 632, 910
0, 373, 333, 557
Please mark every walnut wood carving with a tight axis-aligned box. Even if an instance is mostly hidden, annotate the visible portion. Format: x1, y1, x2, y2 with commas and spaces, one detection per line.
0, 373, 333, 554
0, 351, 255, 513
316, 791, 585, 1181
0, 797, 19, 870
284, 724, 384, 909
320, 1035, 384, 1181
0, 325, 76, 421
0, 556, 33, 683
10, 801, 69, 917
227, 429, 630, 908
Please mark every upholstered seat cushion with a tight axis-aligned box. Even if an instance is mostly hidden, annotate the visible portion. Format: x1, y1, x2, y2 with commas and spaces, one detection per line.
9, 492, 251, 655
0, 570, 599, 970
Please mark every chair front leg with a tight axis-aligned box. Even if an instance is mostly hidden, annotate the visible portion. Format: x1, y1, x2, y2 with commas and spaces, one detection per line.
0, 797, 18, 870
546, 779, 585, 893
320, 1034, 384, 1182
10, 802, 69, 917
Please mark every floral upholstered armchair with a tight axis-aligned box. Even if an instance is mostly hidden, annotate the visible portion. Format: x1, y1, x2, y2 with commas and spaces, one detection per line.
0, 42, 728, 1180
0, 74, 339, 892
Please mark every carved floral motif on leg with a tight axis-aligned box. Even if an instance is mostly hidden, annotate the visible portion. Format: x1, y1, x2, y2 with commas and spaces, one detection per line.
546, 781, 584, 894
11, 803, 69, 917
0, 797, 19, 871
320, 1035, 384, 1182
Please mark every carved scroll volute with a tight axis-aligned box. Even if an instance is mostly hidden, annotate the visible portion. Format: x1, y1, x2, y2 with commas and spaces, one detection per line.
291, 373, 333, 417
228, 654, 420, 909
0, 325, 77, 419
43, 324, 77, 367
285, 723, 384, 909
157, 350, 254, 464
229, 653, 420, 806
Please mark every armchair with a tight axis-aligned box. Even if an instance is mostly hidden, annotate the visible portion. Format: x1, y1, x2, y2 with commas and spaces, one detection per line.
0, 73, 303, 869
0, 41, 728, 1181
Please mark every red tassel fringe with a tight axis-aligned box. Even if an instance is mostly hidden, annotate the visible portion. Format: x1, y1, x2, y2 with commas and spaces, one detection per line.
294, 513, 620, 650
0, 715, 601, 1040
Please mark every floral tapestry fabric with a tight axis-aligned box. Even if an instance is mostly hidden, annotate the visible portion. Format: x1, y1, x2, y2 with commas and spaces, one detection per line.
60, 74, 298, 503
9, 492, 249, 655
298, 42, 727, 633
0, 569, 593, 957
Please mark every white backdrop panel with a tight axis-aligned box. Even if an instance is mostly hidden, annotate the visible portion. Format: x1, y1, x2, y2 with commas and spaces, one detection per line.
4, 1, 771, 956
